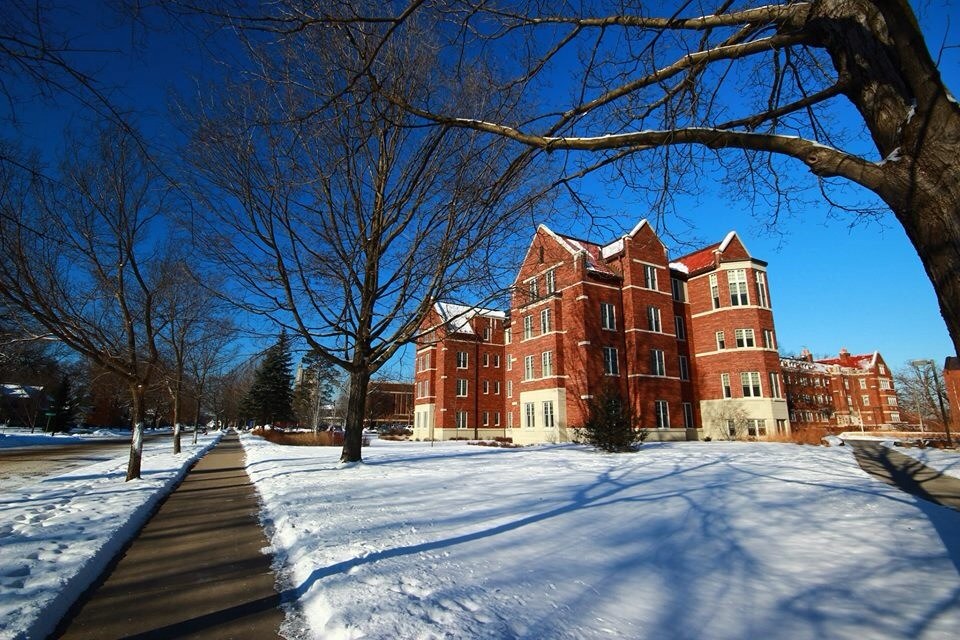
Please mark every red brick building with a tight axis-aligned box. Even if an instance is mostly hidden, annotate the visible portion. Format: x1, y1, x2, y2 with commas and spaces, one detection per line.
413, 220, 790, 443
945, 357, 960, 436
781, 348, 900, 429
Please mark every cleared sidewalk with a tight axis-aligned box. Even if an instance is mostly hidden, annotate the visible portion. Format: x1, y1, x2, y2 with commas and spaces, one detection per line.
54, 432, 284, 639
851, 442, 960, 510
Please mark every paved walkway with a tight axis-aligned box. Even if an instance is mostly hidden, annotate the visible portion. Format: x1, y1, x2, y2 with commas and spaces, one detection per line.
851, 442, 960, 510
54, 433, 284, 639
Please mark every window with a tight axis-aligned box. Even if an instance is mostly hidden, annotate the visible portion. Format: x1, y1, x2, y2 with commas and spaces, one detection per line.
671, 277, 685, 302
844, 379, 850, 389
601, 302, 617, 330
769, 372, 781, 398
741, 371, 762, 397
721, 373, 732, 398
543, 401, 556, 428
846, 395, 853, 406
456, 351, 468, 368
727, 419, 737, 437
483, 353, 489, 367
890, 412, 900, 422
862, 395, 870, 406
456, 379, 468, 397
507, 380, 513, 398
675, 316, 686, 341
679, 356, 689, 381
655, 400, 669, 429
879, 364, 886, 375
683, 403, 694, 429
416, 352, 431, 372
644, 264, 658, 290
887, 396, 898, 406
524, 402, 536, 429
508, 412, 514, 428
859, 379, 867, 389
524, 355, 535, 380
523, 316, 534, 339
483, 324, 492, 342
542, 351, 554, 377
647, 306, 662, 332
482, 411, 490, 426
506, 354, 513, 371
776, 419, 787, 435
482, 380, 489, 394
735, 328, 755, 348
456, 411, 468, 429
540, 308, 551, 334
528, 278, 539, 301
747, 419, 767, 437
493, 355, 501, 368
545, 269, 556, 294
603, 347, 620, 375
728, 269, 749, 306
879, 379, 891, 390
504, 328, 511, 345
709, 273, 720, 309
763, 329, 775, 349
494, 412, 501, 426
755, 272, 769, 308
716, 331, 726, 350
650, 349, 666, 376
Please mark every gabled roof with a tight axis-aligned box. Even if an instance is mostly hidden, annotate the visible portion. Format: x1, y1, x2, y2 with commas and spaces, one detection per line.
537, 224, 619, 278
672, 231, 751, 275
434, 302, 505, 335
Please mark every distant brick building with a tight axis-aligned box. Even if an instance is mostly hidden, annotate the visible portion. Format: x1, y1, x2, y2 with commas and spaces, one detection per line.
413, 220, 790, 443
780, 348, 900, 429
942, 357, 960, 434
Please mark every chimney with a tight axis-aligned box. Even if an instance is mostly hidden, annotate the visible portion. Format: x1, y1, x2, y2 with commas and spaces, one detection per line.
839, 347, 851, 366
800, 348, 813, 363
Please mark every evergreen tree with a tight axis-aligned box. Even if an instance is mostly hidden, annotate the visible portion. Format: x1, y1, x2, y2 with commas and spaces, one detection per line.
240, 331, 295, 426
47, 374, 77, 433
575, 384, 648, 453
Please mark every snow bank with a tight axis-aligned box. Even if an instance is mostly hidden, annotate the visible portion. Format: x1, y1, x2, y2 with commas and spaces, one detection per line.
0, 433, 221, 640
243, 438, 960, 639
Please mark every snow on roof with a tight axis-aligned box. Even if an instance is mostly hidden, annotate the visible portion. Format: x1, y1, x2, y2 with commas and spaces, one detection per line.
434, 302, 505, 334
780, 358, 833, 373
1, 384, 44, 399
718, 230, 738, 252
668, 261, 689, 274
815, 351, 879, 371
600, 238, 624, 259
553, 232, 618, 277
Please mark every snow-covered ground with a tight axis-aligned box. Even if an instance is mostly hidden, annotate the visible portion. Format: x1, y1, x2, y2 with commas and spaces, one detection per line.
0, 427, 173, 449
890, 445, 960, 480
243, 438, 960, 640
0, 433, 221, 640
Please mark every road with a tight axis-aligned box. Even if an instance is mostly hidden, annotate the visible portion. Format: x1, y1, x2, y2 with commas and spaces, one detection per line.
0, 433, 173, 490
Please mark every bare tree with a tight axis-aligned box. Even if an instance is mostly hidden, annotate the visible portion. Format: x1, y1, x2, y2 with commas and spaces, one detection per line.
185, 8, 546, 462
895, 360, 950, 432
0, 126, 172, 480
301, 0, 960, 356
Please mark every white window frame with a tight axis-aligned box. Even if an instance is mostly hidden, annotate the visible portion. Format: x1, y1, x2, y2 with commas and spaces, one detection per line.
456, 379, 468, 397
755, 271, 769, 308
671, 277, 685, 302
769, 372, 781, 399
721, 373, 732, 398
528, 277, 539, 301
716, 330, 726, 350
507, 380, 513, 398
543, 401, 556, 429
709, 273, 720, 309
523, 315, 534, 340
524, 355, 536, 380
542, 351, 554, 377
601, 302, 617, 331
603, 346, 620, 376
644, 264, 658, 290
647, 305, 662, 332
675, 316, 686, 341
654, 400, 669, 429
524, 402, 536, 429
741, 371, 762, 397
683, 402, 694, 429
679, 355, 689, 381
456, 411, 468, 429
735, 328, 755, 348
540, 308, 551, 334
728, 269, 749, 306
456, 351, 468, 368
763, 329, 775, 349
651, 349, 666, 376
545, 269, 556, 294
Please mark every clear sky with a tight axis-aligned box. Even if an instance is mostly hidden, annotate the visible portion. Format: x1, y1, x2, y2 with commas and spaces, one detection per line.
6, 1, 958, 379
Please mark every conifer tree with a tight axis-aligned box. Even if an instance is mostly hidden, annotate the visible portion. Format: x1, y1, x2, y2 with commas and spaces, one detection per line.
241, 331, 295, 426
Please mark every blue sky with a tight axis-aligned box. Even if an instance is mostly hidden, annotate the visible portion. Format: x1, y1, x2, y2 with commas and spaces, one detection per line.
6, 1, 958, 378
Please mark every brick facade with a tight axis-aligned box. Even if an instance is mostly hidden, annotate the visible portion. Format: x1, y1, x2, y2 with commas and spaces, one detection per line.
781, 348, 901, 429
413, 220, 793, 443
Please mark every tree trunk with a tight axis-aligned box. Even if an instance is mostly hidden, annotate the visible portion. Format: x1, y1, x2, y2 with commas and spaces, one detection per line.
172, 375, 183, 454
193, 394, 202, 445
126, 384, 146, 481
340, 368, 370, 463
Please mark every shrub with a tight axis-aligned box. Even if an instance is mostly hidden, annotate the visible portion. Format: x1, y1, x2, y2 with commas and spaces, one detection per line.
574, 385, 648, 453
251, 427, 369, 447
